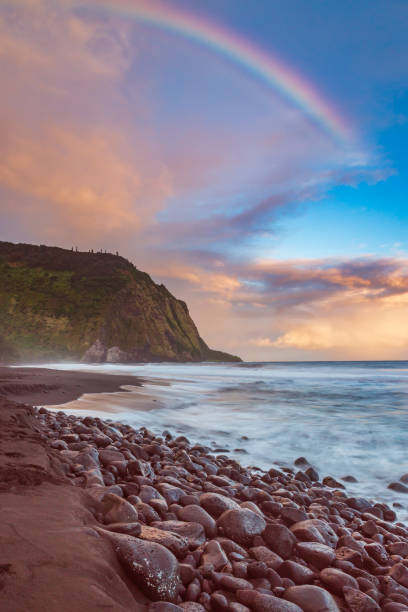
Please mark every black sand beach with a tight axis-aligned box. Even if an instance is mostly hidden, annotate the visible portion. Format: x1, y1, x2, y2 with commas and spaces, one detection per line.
1, 367, 408, 611
0, 366, 143, 405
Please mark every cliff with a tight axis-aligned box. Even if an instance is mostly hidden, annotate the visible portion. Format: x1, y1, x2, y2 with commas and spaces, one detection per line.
0, 242, 240, 364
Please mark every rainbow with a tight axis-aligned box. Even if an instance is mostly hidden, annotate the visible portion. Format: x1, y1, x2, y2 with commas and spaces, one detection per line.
88, 0, 351, 142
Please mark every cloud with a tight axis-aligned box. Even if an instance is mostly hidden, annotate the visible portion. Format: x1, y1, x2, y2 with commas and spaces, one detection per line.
0, 124, 172, 238
0, 0, 402, 360
152, 254, 408, 359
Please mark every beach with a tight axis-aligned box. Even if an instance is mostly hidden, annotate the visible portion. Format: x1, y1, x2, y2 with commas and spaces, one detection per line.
2, 366, 408, 611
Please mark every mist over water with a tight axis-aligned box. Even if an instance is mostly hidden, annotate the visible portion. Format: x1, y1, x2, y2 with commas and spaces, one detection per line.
41, 361, 408, 519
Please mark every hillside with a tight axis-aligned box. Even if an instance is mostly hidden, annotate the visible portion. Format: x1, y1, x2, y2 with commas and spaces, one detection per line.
0, 242, 240, 364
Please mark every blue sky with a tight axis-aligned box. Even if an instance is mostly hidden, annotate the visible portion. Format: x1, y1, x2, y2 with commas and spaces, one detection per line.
0, 0, 407, 359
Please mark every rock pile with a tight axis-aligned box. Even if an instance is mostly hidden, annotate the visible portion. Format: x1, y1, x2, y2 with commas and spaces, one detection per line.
37, 406, 408, 611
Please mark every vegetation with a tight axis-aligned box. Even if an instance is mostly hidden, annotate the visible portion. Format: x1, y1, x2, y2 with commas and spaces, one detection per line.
0, 242, 241, 363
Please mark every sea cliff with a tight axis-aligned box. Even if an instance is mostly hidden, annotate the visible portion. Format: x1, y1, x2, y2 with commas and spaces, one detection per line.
0, 241, 240, 364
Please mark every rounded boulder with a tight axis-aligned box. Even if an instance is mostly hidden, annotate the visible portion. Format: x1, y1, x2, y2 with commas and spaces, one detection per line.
217, 508, 266, 547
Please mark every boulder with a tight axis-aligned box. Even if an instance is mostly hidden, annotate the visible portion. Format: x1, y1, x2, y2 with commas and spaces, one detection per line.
296, 542, 336, 569
290, 519, 338, 548
177, 505, 217, 538
201, 540, 228, 570
101, 493, 138, 524
249, 546, 283, 570
138, 525, 189, 558
217, 508, 266, 547
98, 529, 180, 602
151, 520, 205, 548
278, 560, 315, 585
343, 586, 381, 612
320, 567, 359, 594
284, 585, 340, 611
200, 492, 240, 518
263, 523, 297, 559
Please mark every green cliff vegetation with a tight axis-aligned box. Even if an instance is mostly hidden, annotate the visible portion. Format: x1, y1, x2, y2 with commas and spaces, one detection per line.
0, 242, 241, 364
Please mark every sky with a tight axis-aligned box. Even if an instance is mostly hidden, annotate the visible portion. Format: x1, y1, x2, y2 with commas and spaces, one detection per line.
1, 0, 408, 361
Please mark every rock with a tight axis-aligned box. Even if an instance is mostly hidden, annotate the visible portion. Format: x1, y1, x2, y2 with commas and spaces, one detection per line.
138, 525, 189, 558
229, 604, 250, 612
128, 458, 154, 479
105, 522, 142, 537
217, 574, 254, 591
296, 542, 336, 569
252, 592, 303, 611
216, 537, 248, 557
177, 505, 217, 538
336, 546, 363, 567
106, 346, 129, 363
290, 519, 338, 548
240, 501, 264, 517
388, 482, 408, 494
151, 521, 205, 549
278, 560, 315, 585
98, 529, 180, 602
294, 457, 309, 467
201, 540, 228, 570
322, 476, 345, 489
101, 493, 139, 524
179, 563, 197, 585
139, 485, 165, 504
343, 586, 381, 611
82, 467, 105, 487
346, 498, 371, 512
262, 523, 297, 559
200, 492, 240, 518
388, 542, 408, 556
389, 563, 408, 588
284, 585, 340, 611
249, 546, 283, 570
179, 604, 206, 611
217, 508, 266, 547
82, 338, 106, 362
247, 561, 268, 579
280, 506, 308, 525
99, 448, 126, 466
155, 483, 185, 505
365, 542, 388, 565
148, 604, 183, 611
306, 467, 319, 481
135, 502, 161, 524
319, 567, 359, 594
382, 604, 408, 612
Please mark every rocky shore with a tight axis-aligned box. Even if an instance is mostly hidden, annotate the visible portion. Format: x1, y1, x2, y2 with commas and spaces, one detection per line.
2, 389, 408, 611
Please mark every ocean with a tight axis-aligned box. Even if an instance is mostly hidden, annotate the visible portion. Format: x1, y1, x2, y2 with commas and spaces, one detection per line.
39, 360, 408, 519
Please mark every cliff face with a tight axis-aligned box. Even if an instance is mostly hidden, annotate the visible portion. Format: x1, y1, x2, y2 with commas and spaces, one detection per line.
0, 242, 240, 364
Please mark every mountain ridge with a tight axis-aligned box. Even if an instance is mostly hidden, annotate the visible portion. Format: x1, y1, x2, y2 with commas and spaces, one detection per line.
0, 241, 240, 364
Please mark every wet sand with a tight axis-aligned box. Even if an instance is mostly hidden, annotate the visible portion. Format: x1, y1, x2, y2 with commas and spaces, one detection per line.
0, 365, 144, 406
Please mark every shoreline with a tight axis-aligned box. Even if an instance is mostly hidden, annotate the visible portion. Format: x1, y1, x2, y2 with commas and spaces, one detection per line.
1, 369, 408, 610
